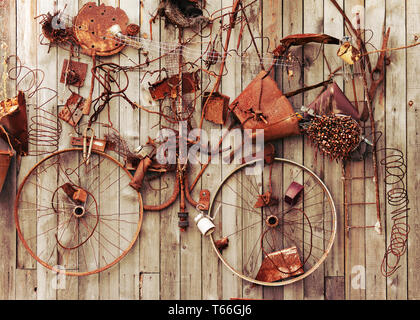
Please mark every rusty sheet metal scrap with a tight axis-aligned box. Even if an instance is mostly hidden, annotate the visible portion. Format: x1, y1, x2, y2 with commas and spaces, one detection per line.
229, 70, 301, 142
307, 81, 361, 121
202, 91, 230, 125
0, 91, 29, 156
255, 246, 304, 283
60, 59, 88, 88
58, 93, 85, 127
274, 33, 340, 56
149, 71, 200, 101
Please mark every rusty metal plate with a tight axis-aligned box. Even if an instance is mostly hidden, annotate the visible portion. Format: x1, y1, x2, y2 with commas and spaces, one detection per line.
149, 72, 200, 101
60, 59, 88, 87
256, 246, 304, 283
229, 71, 301, 142
58, 93, 85, 127
70, 136, 107, 152
307, 82, 360, 121
73, 2, 129, 57
203, 92, 230, 125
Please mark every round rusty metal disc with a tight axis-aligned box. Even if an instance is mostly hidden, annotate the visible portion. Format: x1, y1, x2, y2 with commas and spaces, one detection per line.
73, 2, 129, 57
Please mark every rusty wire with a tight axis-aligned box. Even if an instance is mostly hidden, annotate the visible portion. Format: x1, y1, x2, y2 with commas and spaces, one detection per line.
378, 147, 410, 277
7, 55, 61, 156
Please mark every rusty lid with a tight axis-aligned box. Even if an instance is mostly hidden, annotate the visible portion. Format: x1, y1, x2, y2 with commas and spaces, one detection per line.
73, 2, 129, 57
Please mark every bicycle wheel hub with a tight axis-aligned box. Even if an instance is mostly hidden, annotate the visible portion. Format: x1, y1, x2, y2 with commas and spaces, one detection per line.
73, 206, 86, 218
266, 215, 279, 228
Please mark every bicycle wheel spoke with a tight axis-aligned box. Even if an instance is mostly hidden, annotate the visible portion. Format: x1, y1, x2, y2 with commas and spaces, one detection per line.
15, 149, 142, 276
209, 158, 336, 286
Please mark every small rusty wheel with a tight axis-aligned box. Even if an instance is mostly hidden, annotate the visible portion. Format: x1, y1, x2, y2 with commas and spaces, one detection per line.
14, 148, 143, 276
208, 158, 336, 286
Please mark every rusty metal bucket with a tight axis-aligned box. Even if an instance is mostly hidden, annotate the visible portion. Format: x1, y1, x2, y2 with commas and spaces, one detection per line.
229, 71, 301, 142
0, 126, 14, 194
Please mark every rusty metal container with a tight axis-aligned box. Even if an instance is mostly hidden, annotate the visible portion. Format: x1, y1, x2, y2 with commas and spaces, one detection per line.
256, 246, 304, 282
0, 91, 29, 156
229, 71, 301, 142
0, 127, 14, 194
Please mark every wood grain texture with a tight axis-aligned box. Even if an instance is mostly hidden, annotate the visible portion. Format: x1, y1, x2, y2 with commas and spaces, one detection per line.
282, 0, 304, 301
364, 0, 386, 300
385, 0, 407, 301
344, 0, 366, 301
0, 0, 418, 300
0, 0, 16, 301
407, 0, 420, 301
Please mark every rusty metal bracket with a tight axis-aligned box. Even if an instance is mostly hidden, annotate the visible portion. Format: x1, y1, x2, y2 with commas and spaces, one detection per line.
60, 59, 88, 88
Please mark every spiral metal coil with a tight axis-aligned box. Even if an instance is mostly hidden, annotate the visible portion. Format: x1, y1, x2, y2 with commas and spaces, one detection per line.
379, 147, 410, 277
7, 55, 61, 156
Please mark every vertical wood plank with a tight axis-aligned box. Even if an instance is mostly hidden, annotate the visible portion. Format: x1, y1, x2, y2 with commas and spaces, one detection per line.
303, 0, 325, 300
16, 0, 39, 272
240, 0, 263, 300
323, 0, 345, 289
56, 0, 79, 300
119, 0, 141, 301
140, 273, 160, 300
97, 0, 120, 301
283, 0, 304, 301
261, 0, 284, 300
138, 0, 161, 300
201, 0, 224, 301
0, 0, 16, 301
77, 0, 99, 301
406, 0, 420, 301
36, 0, 58, 300
325, 276, 345, 300
344, 0, 366, 301
15, 269, 37, 300
220, 0, 243, 300
179, 2, 204, 299
364, 0, 386, 300
159, 7, 180, 301
385, 0, 407, 300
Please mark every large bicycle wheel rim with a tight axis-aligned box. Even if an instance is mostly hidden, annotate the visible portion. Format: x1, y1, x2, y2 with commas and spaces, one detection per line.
208, 158, 336, 286
14, 148, 143, 276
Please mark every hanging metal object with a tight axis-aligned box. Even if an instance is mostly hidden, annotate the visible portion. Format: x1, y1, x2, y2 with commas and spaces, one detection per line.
306, 81, 361, 121
255, 246, 304, 283
0, 125, 14, 193
337, 41, 360, 65
0, 91, 29, 156
229, 70, 301, 142
60, 59, 88, 88
73, 2, 133, 57
58, 93, 85, 127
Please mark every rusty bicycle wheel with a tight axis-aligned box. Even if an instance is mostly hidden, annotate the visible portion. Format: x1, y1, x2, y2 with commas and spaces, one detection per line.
15, 148, 143, 276
208, 158, 336, 286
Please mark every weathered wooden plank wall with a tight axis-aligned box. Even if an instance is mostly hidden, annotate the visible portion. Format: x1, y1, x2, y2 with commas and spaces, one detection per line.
0, 0, 419, 300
